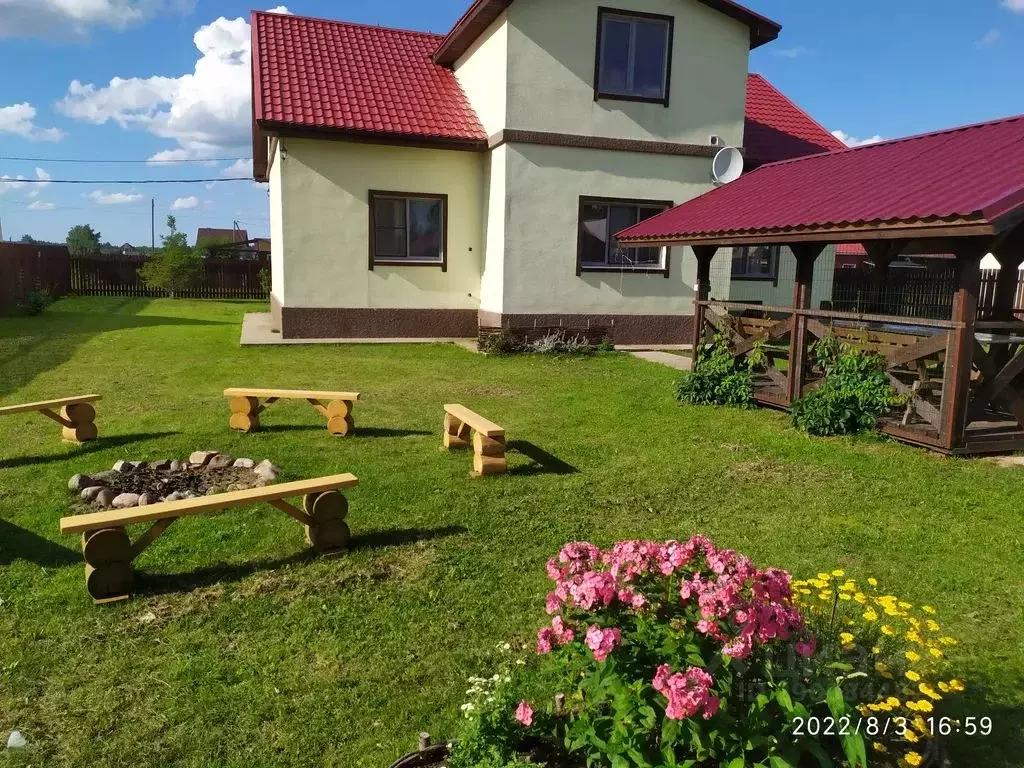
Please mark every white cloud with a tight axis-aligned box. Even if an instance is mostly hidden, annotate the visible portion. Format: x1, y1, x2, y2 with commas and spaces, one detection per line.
27, 167, 52, 198
171, 195, 199, 210
0, 175, 28, 196
1003, 0, 1024, 11
222, 158, 253, 178
58, 7, 291, 161
0, 103, 65, 141
831, 129, 885, 148
88, 190, 145, 205
977, 28, 1001, 48
28, 200, 56, 211
0, 0, 196, 39
772, 46, 810, 59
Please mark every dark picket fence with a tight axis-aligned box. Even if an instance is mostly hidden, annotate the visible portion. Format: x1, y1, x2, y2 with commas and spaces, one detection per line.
0, 243, 72, 313
70, 255, 270, 300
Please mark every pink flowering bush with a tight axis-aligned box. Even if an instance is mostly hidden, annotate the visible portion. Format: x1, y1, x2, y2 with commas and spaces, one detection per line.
449, 536, 870, 768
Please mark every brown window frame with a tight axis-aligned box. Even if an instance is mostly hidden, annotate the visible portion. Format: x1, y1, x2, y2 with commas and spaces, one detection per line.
593, 7, 675, 107
368, 190, 449, 271
576, 195, 674, 278
731, 244, 781, 284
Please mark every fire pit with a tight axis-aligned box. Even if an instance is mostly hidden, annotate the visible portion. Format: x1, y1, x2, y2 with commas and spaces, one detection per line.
68, 451, 282, 510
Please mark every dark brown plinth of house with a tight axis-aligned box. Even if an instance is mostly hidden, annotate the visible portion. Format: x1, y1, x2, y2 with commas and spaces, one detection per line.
279, 307, 479, 339
479, 312, 693, 345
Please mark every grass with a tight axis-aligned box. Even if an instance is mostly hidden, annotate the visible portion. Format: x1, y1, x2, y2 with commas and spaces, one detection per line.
1, 297, 1022, 767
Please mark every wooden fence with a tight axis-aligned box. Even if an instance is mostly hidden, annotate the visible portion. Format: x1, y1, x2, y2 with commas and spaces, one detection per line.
70, 255, 270, 300
831, 268, 1024, 320
0, 243, 71, 313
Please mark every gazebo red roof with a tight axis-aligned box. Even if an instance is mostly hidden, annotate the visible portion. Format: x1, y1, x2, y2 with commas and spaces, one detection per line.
618, 114, 1024, 245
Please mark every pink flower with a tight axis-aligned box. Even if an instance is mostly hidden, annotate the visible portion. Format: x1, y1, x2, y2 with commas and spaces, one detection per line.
795, 637, 817, 658
537, 627, 554, 654
584, 625, 621, 662
551, 616, 575, 645
652, 664, 720, 720
515, 700, 534, 727
545, 592, 562, 615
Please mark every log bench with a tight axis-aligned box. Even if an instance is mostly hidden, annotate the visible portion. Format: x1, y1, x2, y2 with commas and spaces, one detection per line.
224, 388, 361, 435
59, 473, 358, 604
442, 404, 506, 476
0, 394, 101, 443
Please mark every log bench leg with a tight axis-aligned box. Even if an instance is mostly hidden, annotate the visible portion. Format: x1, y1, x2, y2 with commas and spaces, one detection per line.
82, 527, 133, 604
46, 402, 98, 443
302, 491, 351, 555
326, 400, 356, 436
229, 396, 262, 432
472, 432, 507, 477
442, 413, 471, 450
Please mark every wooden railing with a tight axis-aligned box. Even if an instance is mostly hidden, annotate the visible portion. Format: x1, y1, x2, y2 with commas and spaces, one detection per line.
70, 256, 270, 300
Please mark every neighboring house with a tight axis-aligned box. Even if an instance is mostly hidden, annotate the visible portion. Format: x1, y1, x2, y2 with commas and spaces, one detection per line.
196, 227, 249, 245
251, 1, 842, 341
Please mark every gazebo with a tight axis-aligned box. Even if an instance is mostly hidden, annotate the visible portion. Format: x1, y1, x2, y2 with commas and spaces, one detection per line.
618, 114, 1024, 455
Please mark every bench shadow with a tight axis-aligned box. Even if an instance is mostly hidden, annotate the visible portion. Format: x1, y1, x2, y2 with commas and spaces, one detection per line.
256, 424, 324, 434
506, 440, 578, 476
0, 431, 180, 470
0, 519, 80, 567
355, 427, 432, 438
136, 525, 468, 597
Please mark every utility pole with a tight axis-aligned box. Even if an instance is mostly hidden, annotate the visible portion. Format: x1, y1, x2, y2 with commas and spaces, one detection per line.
151, 198, 155, 248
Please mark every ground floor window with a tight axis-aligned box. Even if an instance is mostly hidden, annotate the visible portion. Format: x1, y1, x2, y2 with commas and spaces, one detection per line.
577, 196, 672, 275
369, 191, 447, 270
732, 245, 780, 281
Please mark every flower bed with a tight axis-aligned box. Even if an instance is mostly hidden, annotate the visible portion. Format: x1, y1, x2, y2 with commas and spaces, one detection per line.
440, 537, 964, 768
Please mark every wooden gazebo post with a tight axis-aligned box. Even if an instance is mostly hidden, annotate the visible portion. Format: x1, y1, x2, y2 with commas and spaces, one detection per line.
690, 246, 718, 355
940, 240, 988, 450
786, 243, 826, 404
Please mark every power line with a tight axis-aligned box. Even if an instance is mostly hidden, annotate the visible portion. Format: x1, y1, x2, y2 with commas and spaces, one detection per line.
0, 155, 252, 165
0, 178, 254, 185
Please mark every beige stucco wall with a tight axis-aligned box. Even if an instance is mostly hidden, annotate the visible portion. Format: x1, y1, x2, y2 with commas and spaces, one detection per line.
503, 0, 749, 145
269, 140, 285, 307
454, 13, 508, 137
479, 144, 508, 314
274, 138, 484, 310
725, 246, 837, 307
498, 142, 716, 315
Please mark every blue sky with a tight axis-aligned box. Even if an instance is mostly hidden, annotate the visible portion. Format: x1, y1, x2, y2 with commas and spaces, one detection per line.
0, 0, 1021, 245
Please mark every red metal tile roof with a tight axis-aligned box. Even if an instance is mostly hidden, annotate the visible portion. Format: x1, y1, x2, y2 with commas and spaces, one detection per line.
251, 11, 487, 145
744, 74, 846, 165
433, 0, 781, 65
619, 114, 1024, 244
835, 243, 867, 256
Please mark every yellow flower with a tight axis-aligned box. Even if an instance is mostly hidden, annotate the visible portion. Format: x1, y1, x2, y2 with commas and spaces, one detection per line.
912, 716, 928, 734
905, 751, 923, 767
872, 741, 887, 753
809, 579, 827, 589
899, 601, 912, 610
854, 592, 867, 604
818, 591, 832, 601
926, 620, 940, 632
922, 605, 936, 614
817, 572, 832, 581
799, 588, 811, 595
939, 636, 957, 646
919, 683, 942, 701
886, 696, 901, 708
868, 577, 878, 586
914, 699, 933, 713
905, 670, 921, 682
906, 701, 919, 712
949, 679, 965, 692
840, 632, 855, 645
938, 681, 950, 693
863, 608, 879, 621
906, 630, 923, 644
839, 593, 852, 601
929, 647, 943, 659
881, 625, 895, 636
839, 581, 856, 592
832, 569, 846, 577
905, 650, 921, 662
904, 729, 920, 743
875, 662, 893, 679
872, 646, 881, 654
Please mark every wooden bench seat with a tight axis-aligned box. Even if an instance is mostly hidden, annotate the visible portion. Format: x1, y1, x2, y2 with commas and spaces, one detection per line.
224, 388, 361, 436
60, 473, 358, 604
0, 394, 101, 443
442, 404, 506, 476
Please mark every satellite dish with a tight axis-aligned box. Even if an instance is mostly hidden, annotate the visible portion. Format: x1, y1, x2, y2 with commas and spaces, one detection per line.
711, 147, 744, 186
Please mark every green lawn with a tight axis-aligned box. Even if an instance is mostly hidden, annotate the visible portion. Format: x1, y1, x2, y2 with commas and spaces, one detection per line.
1, 297, 1022, 767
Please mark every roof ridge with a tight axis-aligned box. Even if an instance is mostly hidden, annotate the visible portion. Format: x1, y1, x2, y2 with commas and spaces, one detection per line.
747, 73, 845, 152
758, 112, 1024, 170
251, 10, 445, 40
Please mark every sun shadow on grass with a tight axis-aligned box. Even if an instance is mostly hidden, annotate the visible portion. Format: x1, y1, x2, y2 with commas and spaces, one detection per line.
506, 440, 578, 476
0, 431, 180, 470
354, 427, 432, 438
0, 519, 79, 567
136, 525, 467, 597
944, 682, 1024, 766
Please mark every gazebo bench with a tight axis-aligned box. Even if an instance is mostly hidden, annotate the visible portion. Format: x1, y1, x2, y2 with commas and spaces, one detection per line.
0, 394, 101, 443
59, 473, 359, 604
224, 388, 361, 435
442, 404, 507, 476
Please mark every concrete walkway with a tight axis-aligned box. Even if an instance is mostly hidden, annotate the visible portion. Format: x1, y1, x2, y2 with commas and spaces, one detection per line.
629, 350, 692, 371
239, 313, 476, 346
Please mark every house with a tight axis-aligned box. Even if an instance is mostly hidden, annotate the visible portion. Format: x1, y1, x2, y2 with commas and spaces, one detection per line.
251, 2, 844, 342
196, 227, 249, 246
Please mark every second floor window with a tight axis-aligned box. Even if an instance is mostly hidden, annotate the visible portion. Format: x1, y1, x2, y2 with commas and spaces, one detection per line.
369, 191, 447, 269
732, 245, 780, 280
596, 9, 673, 105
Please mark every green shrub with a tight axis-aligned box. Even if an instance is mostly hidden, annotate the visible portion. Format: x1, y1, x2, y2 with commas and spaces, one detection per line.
257, 268, 271, 297
675, 333, 760, 408
790, 334, 898, 436
139, 215, 202, 298
483, 330, 524, 355
19, 289, 53, 316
